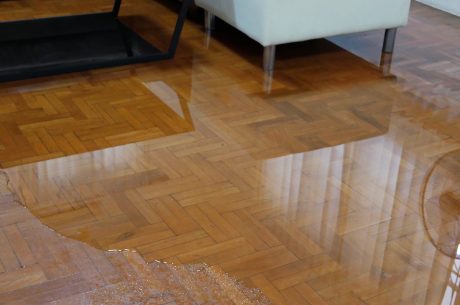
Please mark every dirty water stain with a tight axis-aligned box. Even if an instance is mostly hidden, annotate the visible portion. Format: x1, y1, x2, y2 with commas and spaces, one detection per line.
0, 172, 271, 305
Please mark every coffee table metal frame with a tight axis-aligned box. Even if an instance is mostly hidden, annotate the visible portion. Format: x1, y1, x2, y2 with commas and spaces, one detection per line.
0, 0, 192, 82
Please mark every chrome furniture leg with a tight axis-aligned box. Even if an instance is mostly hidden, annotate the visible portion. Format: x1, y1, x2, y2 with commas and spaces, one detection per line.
379, 28, 398, 75
263, 45, 276, 72
382, 28, 397, 54
379, 52, 393, 76
204, 10, 215, 32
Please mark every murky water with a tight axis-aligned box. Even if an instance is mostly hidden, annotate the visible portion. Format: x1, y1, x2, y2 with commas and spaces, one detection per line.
87, 253, 270, 305
0, 171, 270, 305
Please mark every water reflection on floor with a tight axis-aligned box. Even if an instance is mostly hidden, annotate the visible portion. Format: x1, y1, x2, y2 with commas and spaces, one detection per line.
0, 1, 460, 305
4, 77, 460, 305
0, 173, 270, 305
423, 150, 460, 259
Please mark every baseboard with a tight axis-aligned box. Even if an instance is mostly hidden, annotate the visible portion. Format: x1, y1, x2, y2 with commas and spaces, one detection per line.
416, 0, 460, 17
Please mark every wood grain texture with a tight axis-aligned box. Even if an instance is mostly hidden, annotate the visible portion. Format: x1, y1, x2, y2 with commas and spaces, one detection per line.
1, 0, 460, 304
0, 175, 271, 305
0, 77, 194, 167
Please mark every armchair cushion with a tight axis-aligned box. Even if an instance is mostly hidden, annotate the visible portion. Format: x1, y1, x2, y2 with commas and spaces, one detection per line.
195, 0, 411, 46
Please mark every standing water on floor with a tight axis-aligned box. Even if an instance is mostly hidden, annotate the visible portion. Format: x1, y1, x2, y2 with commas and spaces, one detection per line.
422, 149, 460, 259
88, 252, 271, 305
0, 172, 270, 305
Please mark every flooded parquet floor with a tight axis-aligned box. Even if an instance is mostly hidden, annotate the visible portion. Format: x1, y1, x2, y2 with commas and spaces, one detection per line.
0, 173, 270, 304
1, 0, 460, 304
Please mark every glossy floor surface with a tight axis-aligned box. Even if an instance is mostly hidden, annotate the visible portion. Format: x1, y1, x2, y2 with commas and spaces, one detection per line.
0, 173, 270, 305
1, 0, 460, 304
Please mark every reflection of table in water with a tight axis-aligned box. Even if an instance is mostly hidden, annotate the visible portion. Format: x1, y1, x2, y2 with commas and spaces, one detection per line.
0, 0, 192, 82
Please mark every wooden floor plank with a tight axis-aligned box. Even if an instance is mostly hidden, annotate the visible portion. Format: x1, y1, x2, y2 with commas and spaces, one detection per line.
0, 0, 459, 304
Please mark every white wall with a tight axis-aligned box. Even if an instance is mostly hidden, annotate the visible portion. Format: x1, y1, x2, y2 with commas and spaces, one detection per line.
417, 0, 460, 16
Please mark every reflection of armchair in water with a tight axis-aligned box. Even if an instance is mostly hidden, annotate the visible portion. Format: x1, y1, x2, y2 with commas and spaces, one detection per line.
190, 54, 394, 160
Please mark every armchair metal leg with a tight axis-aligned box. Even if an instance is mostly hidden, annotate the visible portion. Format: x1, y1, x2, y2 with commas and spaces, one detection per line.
263, 45, 276, 72
382, 28, 397, 54
379, 52, 393, 76
204, 11, 215, 32
264, 70, 273, 94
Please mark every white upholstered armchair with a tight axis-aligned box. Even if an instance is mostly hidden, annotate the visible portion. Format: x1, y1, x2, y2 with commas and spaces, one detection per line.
195, 0, 411, 71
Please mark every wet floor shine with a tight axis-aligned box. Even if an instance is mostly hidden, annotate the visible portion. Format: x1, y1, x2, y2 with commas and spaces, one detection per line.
0, 172, 271, 305
1, 0, 460, 304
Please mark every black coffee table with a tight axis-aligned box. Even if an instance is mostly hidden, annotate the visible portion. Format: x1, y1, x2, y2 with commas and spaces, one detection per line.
0, 0, 192, 82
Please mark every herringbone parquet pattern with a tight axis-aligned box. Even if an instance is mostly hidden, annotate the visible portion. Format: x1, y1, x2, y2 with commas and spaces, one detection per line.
0, 78, 193, 167
0, 174, 271, 304
1, 0, 460, 305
